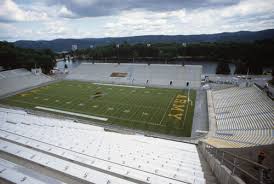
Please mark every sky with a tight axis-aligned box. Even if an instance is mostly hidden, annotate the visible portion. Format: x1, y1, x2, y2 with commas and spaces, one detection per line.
0, 0, 274, 41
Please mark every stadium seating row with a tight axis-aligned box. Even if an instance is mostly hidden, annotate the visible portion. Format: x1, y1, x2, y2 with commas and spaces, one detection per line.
0, 158, 62, 184
66, 63, 202, 89
207, 86, 274, 147
0, 69, 53, 96
0, 107, 206, 184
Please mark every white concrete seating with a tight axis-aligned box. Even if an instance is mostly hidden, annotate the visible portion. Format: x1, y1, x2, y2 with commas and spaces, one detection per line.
0, 68, 53, 96
66, 63, 202, 89
0, 158, 64, 184
0, 140, 136, 184
208, 86, 274, 147
0, 107, 206, 184
216, 112, 273, 130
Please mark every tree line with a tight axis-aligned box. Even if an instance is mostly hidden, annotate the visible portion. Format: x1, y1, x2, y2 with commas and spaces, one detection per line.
0, 41, 56, 74
73, 40, 274, 75
0, 40, 273, 76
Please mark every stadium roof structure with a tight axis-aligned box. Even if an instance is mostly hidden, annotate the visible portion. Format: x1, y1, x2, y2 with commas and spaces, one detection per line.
0, 107, 206, 184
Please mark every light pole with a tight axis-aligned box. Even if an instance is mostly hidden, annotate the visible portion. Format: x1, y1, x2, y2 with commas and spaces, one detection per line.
147, 43, 151, 65
246, 66, 249, 87
182, 42, 187, 66
187, 82, 190, 103
116, 44, 120, 64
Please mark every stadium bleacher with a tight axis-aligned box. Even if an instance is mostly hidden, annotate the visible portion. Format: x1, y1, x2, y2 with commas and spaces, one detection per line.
0, 68, 53, 97
0, 158, 63, 184
66, 63, 202, 89
0, 107, 206, 184
207, 86, 274, 148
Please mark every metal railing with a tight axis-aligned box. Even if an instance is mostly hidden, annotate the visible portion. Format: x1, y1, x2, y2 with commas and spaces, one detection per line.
199, 141, 273, 184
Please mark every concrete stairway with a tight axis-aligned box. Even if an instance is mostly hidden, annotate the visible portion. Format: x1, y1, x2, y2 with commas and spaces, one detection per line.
197, 147, 219, 184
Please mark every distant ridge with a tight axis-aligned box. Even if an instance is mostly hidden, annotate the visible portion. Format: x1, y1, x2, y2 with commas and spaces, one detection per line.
14, 29, 274, 52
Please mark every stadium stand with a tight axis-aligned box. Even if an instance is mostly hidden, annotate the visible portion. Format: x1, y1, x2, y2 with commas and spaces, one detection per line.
1, 64, 273, 184
206, 86, 274, 148
0, 107, 208, 184
0, 68, 53, 97
0, 158, 64, 184
66, 63, 202, 89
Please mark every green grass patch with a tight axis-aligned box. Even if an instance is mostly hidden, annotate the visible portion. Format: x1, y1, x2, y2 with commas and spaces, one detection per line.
0, 80, 196, 136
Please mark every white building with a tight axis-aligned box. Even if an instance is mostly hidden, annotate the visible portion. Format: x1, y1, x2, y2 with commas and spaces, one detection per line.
72, 44, 78, 51
31, 68, 42, 75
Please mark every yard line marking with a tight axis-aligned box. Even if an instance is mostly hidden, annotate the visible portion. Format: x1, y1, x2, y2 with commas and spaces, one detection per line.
128, 107, 140, 120
107, 107, 114, 111
183, 99, 191, 127
123, 109, 130, 113
93, 83, 145, 88
142, 112, 149, 116
35, 106, 108, 121
159, 94, 176, 125
148, 109, 159, 123
98, 99, 160, 110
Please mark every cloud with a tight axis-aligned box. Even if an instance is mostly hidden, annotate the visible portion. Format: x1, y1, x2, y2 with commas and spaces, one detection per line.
0, 23, 18, 40
58, 5, 78, 18
0, 0, 49, 22
102, 0, 274, 37
45, 0, 240, 18
0, 0, 274, 41
103, 10, 181, 37
0, 0, 26, 22
220, 0, 274, 18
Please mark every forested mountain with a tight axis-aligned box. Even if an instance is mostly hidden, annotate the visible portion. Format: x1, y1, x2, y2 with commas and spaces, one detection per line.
14, 29, 274, 52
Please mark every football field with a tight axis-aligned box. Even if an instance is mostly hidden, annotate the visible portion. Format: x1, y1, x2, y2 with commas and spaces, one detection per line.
1, 80, 196, 136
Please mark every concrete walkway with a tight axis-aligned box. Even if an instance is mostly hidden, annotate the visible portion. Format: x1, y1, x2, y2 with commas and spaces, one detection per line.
191, 89, 209, 137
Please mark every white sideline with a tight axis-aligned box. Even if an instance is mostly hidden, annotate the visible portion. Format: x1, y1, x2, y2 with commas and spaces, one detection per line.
93, 83, 145, 88
35, 106, 108, 121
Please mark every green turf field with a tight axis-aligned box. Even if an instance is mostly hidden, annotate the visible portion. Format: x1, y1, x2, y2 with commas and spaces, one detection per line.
0, 80, 196, 136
